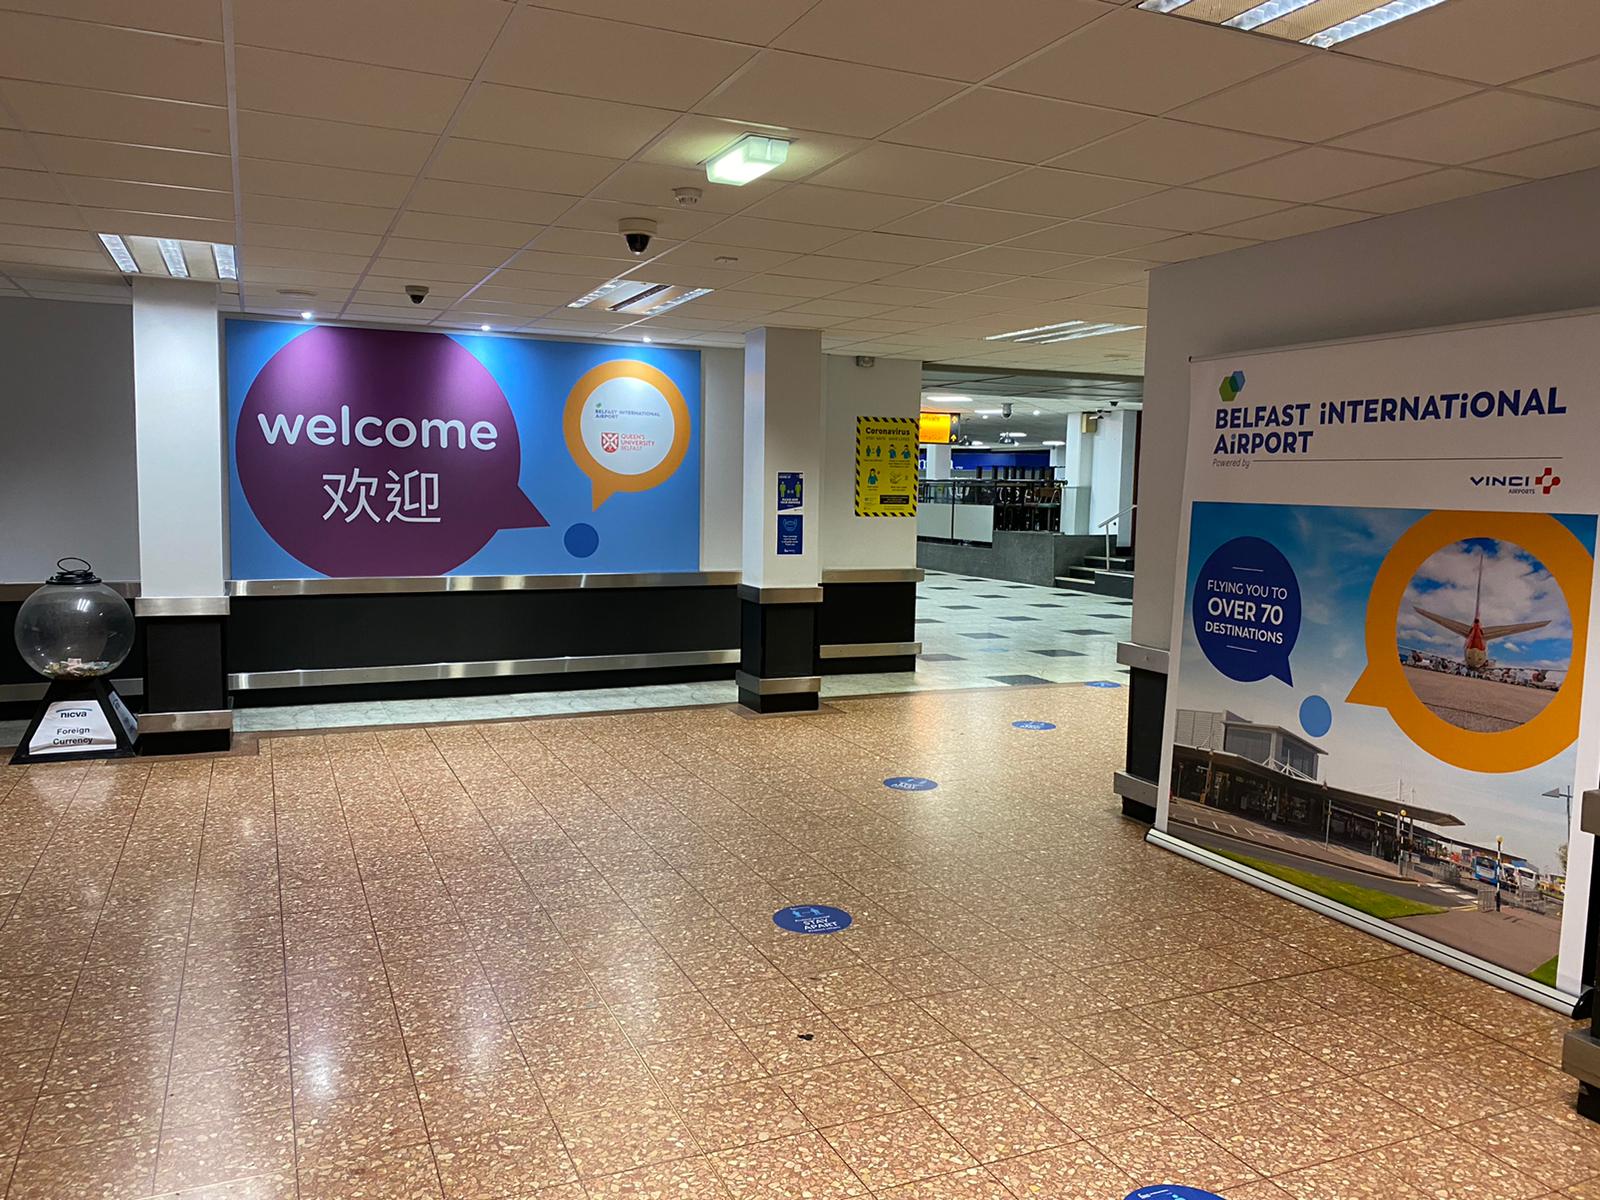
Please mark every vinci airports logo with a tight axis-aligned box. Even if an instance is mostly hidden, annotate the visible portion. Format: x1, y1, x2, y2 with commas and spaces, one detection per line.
1470, 466, 1562, 495
1219, 370, 1245, 403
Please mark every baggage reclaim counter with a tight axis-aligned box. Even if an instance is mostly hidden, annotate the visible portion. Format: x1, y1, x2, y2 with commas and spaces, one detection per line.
223, 571, 743, 707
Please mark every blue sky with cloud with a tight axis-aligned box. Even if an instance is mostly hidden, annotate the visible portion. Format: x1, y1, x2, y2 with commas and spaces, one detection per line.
1175, 502, 1594, 873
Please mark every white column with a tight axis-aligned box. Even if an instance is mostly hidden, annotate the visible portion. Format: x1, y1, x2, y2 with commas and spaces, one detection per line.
132, 278, 226, 598
923, 444, 952, 478
741, 327, 822, 589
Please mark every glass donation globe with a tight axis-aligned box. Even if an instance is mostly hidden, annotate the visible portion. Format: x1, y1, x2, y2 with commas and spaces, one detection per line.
14, 558, 135, 680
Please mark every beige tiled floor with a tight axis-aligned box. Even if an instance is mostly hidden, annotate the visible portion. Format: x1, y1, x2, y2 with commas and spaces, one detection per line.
0, 683, 1588, 1199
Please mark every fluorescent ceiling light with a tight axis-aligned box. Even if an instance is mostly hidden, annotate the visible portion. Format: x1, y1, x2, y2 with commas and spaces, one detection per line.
568, 277, 627, 308
985, 320, 1086, 342
97, 234, 138, 273
609, 283, 669, 312
1305, 0, 1446, 46
211, 243, 237, 280
1035, 323, 1143, 344
1141, 0, 1445, 46
705, 134, 791, 186
644, 287, 713, 315
1042, 439, 1065, 446
923, 394, 970, 404
1225, 0, 1317, 30
156, 237, 189, 279
1004, 432, 1027, 439
976, 408, 1003, 415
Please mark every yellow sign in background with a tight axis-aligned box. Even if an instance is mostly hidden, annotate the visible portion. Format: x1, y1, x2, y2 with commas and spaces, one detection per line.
855, 416, 918, 518
918, 411, 956, 444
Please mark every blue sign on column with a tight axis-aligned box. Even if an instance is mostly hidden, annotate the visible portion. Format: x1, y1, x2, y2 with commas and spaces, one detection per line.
777, 513, 803, 555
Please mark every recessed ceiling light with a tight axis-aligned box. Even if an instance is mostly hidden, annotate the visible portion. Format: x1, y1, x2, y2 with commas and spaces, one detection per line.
1042, 439, 1065, 446
705, 134, 791, 186
1032, 409, 1041, 416
1139, 0, 1447, 47
642, 335, 652, 343
1305, 0, 1447, 46
480, 324, 492, 332
568, 278, 627, 308
156, 238, 189, 279
211, 243, 237, 280
300, 310, 313, 321
985, 320, 1087, 342
643, 287, 713, 315
97, 234, 138, 273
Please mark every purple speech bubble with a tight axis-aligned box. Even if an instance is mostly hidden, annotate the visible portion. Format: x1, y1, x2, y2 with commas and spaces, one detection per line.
236, 326, 545, 577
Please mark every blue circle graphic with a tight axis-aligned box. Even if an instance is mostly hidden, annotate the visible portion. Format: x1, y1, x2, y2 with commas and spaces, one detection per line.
1299, 694, 1332, 738
773, 905, 853, 934
1191, 535, 1301, 685
1085, 680, 1123, 689
1125, 1188, 1226, 1200
884, 776, 938, 792
1012, 720, 1057, 731
563, 522, 600, 558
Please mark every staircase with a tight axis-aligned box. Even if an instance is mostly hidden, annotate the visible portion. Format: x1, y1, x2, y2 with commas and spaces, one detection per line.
1056, 550, 1134, 599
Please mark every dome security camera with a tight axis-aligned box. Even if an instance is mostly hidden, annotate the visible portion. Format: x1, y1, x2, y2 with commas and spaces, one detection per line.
619, 217, 657, 256
404, 283, 429, 305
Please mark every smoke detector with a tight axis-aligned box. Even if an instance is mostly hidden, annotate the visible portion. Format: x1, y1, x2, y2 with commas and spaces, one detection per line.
673, 187, 703, 207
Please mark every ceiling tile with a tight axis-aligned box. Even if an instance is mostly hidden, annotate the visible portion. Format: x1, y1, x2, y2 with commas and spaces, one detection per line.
1345, 0, 1600, 86
959, 168, 1159, 218
592, 162, 776, 214
888, 89, 1141, 164
937, 246, 1088, 275
242, 224, 381, 256
551, 197, 725, 240
241, 159, 411, 208
531, 226, 669, 260
0, 167, 59, 204
1, 81, 229, 153
774, 0, 1104, 82
1171, 55, 1475, 143
486, 8, 753, 109
234, 46, 467, 134
698, 51, 961, 139
1040, 257, 1152, 284
1333, 91, 1600, 166
244, 194, 394, 236
767, 256, 903, 283
0, 129, 40, 172
233, 0, 508, 76
663, 242, 796, 272
807, 144, 1016, 200
1516, 58, 1600, 108
30, 135, 230, 190
1006, 220, 1163, 255
880, 205, 1056, 242
1474, 129, 1600, 179
1051, 120, 1294, 185
0, 0, 221, 39
824, 231, 980, 265
454, 85, 676, 158
995, 8, 1305, 116
408, 179, 574, 224
0, 197, 86, 229
61, 177, 233, 221
1326, 167, 1524, 214
1093, 186, 1288, 233
0, 11, 224, 104
884, 264, 1014, 290
392, 210, 542, 250
742, 184, 928, 230
1212, 204, 1371, 241
1193, 146, 1430, 203
387, 236, 510, 267
237, 111, 436, 175
701, 215, 844, 253
373, 258, 492, 285
80, 208, 232, 242
831, 283, 953, 306
973, 276, 1107, 301
525, 0, 814, 45
427, 140, 622, 196
0, 223, 97, 252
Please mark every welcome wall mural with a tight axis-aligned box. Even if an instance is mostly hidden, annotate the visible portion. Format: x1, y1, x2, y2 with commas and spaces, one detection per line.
225, 320, 701, 579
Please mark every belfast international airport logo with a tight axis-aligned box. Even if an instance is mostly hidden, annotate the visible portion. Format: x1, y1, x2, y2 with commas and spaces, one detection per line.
1470, 466, 1562, 496
1219, 370, 1245, 403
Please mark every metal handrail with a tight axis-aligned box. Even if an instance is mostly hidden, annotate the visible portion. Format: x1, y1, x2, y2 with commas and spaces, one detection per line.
1097, 503, 1137, 566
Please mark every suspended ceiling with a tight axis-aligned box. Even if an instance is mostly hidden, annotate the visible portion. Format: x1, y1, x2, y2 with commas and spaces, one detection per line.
2, 0, 1599, 374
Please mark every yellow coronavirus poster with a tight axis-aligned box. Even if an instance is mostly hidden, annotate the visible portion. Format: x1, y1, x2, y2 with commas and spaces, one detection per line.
855, 416, 918, 517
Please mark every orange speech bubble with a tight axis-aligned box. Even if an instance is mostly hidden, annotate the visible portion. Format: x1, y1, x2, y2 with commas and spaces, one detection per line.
1348, 510, 1590, 773
562, 360, 691, 509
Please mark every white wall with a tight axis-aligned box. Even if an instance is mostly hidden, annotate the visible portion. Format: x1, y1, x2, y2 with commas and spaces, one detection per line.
132, 278, 226, 597
0, 296, 140, 582
1088, 409, 1138, 548
699, 347, 743, 572
821, 354, 921, 570
1135, 165, 1600, 650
